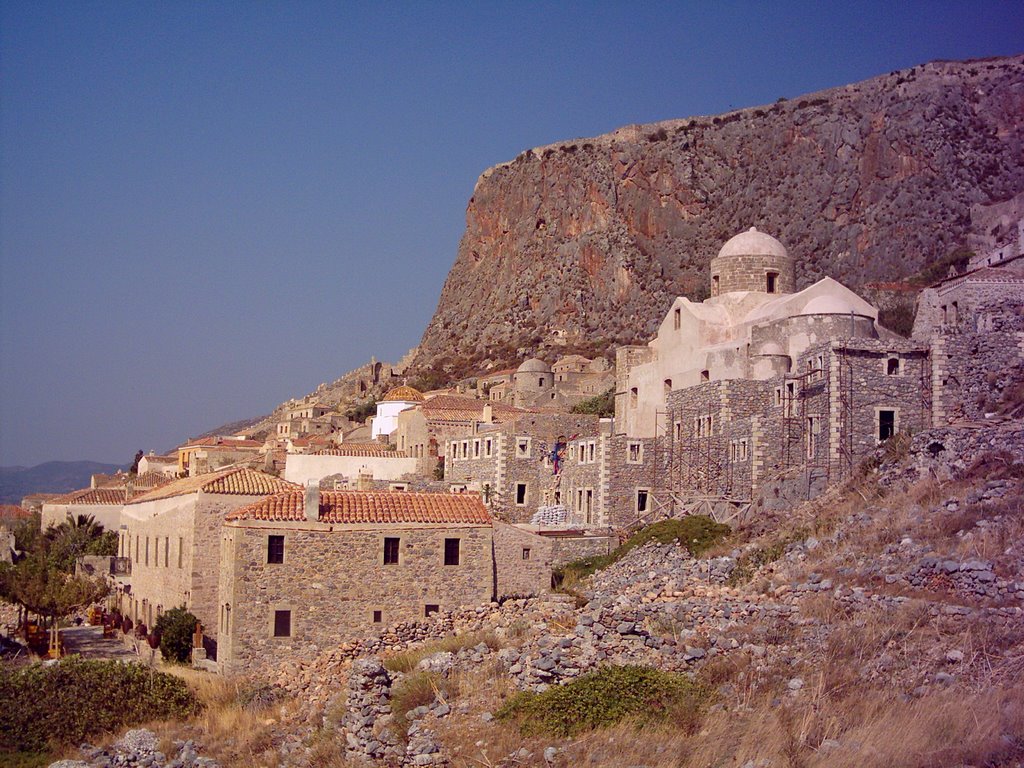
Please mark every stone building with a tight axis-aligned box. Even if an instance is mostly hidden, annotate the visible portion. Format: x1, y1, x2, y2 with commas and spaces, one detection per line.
444, 413, 602, 520
506, 356, 614, 410
393, 394, 528, 475
283, 445, 418, 487
116, 467, 296, 646
42, 487, 135, 533
216, 489, 552, 673
137, 453, 179, 478
177, 436, 264, 476
609, 227, 939, 518
913, 255, 1024, 424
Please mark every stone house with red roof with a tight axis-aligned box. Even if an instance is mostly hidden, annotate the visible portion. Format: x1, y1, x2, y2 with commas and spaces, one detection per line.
41, 471, 171, 532
283, 444, 419, 487
115, 467, 296, 644
216, 488, 553, 673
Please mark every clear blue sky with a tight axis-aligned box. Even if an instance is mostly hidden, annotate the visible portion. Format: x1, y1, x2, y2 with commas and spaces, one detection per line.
1, 1, 1021, 467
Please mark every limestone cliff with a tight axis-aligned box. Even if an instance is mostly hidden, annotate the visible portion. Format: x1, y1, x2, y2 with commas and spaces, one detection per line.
414, 56, 1024, 376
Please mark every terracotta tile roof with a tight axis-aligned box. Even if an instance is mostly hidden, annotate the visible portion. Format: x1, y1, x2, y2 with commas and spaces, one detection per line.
94, 471, 170, 490
420, 395, 527, 424
181, 436, 263, 449
48, 487, 131, 505
0, 504, 31, 520
127, 467, 297, 505
226, 490, 492, 525
313, 446, 408, 457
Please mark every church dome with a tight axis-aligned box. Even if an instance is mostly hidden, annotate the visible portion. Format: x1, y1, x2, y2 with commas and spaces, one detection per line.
709, 227, 795, 296
717, 227, 788, 260
801, 295, 861, 315
516, 358, 552, 374
381, 385, 425, 402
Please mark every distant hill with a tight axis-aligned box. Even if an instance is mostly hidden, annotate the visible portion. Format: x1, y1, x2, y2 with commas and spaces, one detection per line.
0, 461, 125, 505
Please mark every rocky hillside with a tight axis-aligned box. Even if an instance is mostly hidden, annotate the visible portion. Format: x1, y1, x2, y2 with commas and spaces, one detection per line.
413, 55, 1024, 376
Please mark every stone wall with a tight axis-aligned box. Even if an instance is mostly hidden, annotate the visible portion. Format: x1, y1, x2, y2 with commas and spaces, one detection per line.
492, 522, 554, 597
928, 296, 1024, 424
218, 520, 494, 674
546, 532, 617, 565
709, 252, 795, 295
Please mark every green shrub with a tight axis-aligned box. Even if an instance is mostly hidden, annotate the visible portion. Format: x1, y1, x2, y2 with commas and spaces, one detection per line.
554, 517, 731, 588
0, 657, 200, 754
154, 607, 200, 663
496, 665, 707, 737
570, 388, 615, 417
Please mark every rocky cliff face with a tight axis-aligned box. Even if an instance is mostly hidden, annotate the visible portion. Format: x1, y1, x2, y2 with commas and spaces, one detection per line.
414, 56, 1024, 376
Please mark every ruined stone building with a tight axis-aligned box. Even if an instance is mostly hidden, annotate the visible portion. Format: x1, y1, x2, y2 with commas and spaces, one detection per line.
177, 435, 264, 476
115, 467, 296, 645
481, 356, 614, 409
216, 489, 553, 673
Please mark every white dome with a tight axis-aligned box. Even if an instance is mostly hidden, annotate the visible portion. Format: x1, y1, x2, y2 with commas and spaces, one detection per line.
717, 227, 788, 260
801, 295, 861, 315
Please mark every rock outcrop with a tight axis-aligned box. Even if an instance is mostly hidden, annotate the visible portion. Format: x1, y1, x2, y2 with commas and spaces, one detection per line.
414, 55, 1024, 375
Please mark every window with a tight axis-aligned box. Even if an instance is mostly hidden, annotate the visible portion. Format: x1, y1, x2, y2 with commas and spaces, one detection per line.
389, 483, 408, 492
878, 410, 896, 441
373, 610, 382, 623
383, 537, 400, 565
444, 538, 460, 566
267, 535, 285, 564
164, 537, 169, 568
145, 537, 149, 566
774, 387, 783, 407
740, 439, 748, 461
950, 301, 959, 325
886, 357, 900, 376
766, 271, 778, 293
461, 441, 469, 458
807, 416, 820, 458
701, 369, 710, 382
627, 441, 643, 464
629, 387, 638, 408
522, 547, 531, 560
484, 438, 493, 457
712, 275, 720, 295
516, 438, 531, 458
587, 441, 596, 463
674, 421, 682, 440
515, 483, 527, 505
664, 378, 672, 395
636, 489, 649, 513
425, 604, 439, 617
538, 377, 545, 387
178, 537, 183, 568
273, 610, 291, 637
673, 307, 681, 329
473, 439, 480, 458
585, 489, 594, 524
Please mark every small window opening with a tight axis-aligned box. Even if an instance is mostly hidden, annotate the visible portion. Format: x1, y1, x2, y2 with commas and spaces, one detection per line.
673, 307, 681, 329
373, 610, 382, 623
636, 489, 649, 513
766, 271, 778, 293
886, 358, 899, 375
383, 537, 400, 565
700, 369, 710, 382
425, 604, 439, 617
273, 610, 291, 637
629, 387, 638, 408
444, 538, 460, 565
711, 275, 720, 296
879, 410, 895, 441
267, 535, 284, 564
522, 547, 531, 560
663, 378, 672, 394
515, 483, 527, 505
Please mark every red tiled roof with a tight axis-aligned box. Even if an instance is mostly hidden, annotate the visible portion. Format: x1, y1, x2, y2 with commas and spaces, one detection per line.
313, 446, 408, 457
420, 395, 527, 424
226, 490, 491, 525
0, 504, 31, 520
127, 467, 297, 504
93, 471, 170, 491
181, 436, 263, 449
48, 487, 131, 505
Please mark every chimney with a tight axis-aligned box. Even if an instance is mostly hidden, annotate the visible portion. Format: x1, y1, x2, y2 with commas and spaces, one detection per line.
304, 482, 319, 522
482, 404, 493, 424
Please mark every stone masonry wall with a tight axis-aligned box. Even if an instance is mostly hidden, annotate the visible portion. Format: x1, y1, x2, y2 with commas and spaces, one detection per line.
219, 521, 494, 675
493, 521, 555, 597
